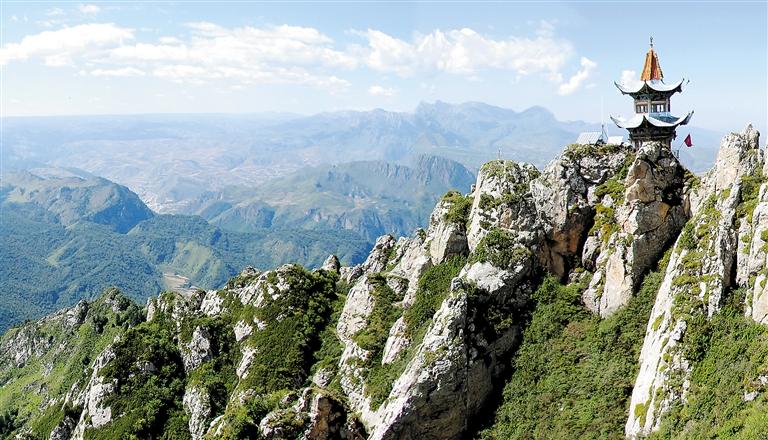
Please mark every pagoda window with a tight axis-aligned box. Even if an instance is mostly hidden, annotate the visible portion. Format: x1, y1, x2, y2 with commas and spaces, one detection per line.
651, 102, 667, 113
635, 103, 648, 113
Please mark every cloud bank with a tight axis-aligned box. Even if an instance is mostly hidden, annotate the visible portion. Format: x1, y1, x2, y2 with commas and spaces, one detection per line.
1, 20, 596, 94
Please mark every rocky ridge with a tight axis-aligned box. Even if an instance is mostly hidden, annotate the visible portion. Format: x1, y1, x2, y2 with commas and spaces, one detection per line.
1, 125, 765, 440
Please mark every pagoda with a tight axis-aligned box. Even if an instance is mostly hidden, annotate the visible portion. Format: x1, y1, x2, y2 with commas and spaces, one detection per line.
611, 38, 693, 148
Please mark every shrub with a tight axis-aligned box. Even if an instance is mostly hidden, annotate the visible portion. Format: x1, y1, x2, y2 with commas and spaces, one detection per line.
442, 191, 473, 228
470, 229, 532, 269
404, 256, 467, 337
736, 169, 766, 223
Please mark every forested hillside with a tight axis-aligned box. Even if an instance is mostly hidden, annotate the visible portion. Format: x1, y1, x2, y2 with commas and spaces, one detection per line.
0, 174, 368, 331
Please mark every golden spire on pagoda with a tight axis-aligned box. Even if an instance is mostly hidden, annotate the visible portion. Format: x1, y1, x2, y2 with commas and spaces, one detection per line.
640, 36, 663, 81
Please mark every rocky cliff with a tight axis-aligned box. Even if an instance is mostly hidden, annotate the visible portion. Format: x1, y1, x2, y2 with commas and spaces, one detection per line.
2, 125, 767, 440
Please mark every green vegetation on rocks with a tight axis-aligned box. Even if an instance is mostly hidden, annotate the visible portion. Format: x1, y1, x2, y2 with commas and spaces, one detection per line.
237, 266, 338, 394
442, 190, 473, 228
736, 168, 766, 223
404, 256, 467, 338
0, 289, 143, 438
353, 275, 405, 408
589, 153, 635, 243
651, 289, 768, 439
562, 143, 625, 161
481, 160, 540, 181
469, 228, 531, 269
360, 256, 467, 410
481, 265, 664, 439
90, 321, 190, 439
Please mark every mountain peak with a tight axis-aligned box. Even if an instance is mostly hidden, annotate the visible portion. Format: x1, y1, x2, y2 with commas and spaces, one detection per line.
2, 171, 154, 233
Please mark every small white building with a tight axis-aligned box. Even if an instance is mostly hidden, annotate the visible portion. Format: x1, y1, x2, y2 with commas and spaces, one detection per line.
575, 125, 625, 146
575, 131, 606, 145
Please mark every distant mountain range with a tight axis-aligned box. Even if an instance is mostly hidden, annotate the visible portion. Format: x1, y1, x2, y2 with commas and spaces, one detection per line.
2, 102, 724, 216
0, 154, 473, 331
193, 154, 476, 241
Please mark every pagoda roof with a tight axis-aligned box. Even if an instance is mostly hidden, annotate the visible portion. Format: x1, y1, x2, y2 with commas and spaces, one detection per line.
641, 47, 663, 81
614, 78, 685, 95
610, 111, 694, 129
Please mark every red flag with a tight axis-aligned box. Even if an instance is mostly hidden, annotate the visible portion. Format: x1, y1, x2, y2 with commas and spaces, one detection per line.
684, 134, 693, 147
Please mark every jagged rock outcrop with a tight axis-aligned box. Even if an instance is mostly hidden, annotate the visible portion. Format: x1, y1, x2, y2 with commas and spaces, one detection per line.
183, 385, 213, 440
531, 143, 632, 277
9, 128, 768, 440
427, 195, 469, 264
330, 160, 543, 440
181, 326, 212, 372
71, 347, 117, 439
322, 254, 342, 272
302, 390, 365, 440
467, 160, 543, 252
584, 142, 689, 317
626, 126, 762, 438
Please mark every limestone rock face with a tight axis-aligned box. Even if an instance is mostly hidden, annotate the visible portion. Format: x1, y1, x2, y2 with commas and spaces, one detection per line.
337, 277, 378, 345
427, 196, 469, 264
745, 185, 768, 323
531, 143, 632, 277
381, 316, 409, 365
340, 265, 363, 284
199, 290, 225, 316
584, 142, 689, 317
48, 415, 76, 440
368, 290, 469, 440
181, 326, 212, 372
466, 160, 543, 252
183, 385, 213, 440
712, 125, 768, 323
322, 254, 341, 272
335, 274, 382, 427
387, 234, 432, 307
303, 391, 366, 440
71, 347, 117, 440
626, 126, 762, 438
710, 124, 762, 196
328, 159, 543, 439
233, 320, 254, 341
362, 235, 397, 275
1, 322, 56, 369
368, 275, 527, 440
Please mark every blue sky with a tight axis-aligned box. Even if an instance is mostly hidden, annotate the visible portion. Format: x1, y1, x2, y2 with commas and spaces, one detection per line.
1, 1, 766, 133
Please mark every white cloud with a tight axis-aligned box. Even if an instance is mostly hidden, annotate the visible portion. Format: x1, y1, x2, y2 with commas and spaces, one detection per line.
0, 20, 590, 96
558, 57, 597, 95
535, 20, 557, 38
79, 4, 101, 14
368, 85, 395, 97
355, 24, 572, 79
158, 36, 183, 45
0, 23, 133, 66
152, 64, 207, 79
619, 69, 641, 88
46, 8, 65, 17
90, 66, 145, 77
105, 23, 356, 88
